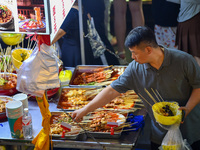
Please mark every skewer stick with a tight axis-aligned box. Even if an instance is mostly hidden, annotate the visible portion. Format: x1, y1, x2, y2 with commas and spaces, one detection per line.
122, 128, 137, 132
145, 89, 164, 113
0, 44, 2, 52
22, 37, 24, 48
144, 88, 158, 104
32, 42, 37, 50
3, 48, 6, 55
151, 88, 162, 102
138, 93, 152, 107
29, 39, 33, 49
156, 89, 164, 102
27, 37, 30, 49
134, 103, 144, 107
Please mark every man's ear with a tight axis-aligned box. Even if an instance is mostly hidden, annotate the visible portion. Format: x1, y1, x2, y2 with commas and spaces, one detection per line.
145, 46, 152, 54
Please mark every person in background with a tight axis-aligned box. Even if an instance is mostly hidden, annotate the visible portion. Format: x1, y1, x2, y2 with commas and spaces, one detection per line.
82, 0, 119, 65
72, 26, 200, 150
51, 0, 81, 67
113, 0, 144, 63
104, 0, 111, 39
152, 0, 180, 49
172, 0, 200, 66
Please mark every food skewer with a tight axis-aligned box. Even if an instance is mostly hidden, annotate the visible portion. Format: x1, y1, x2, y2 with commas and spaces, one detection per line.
56, 103, 106, 150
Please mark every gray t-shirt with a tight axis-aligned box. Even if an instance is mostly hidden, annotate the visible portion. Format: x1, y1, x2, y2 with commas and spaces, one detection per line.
178, 0, 200, 22
167, 0, 200, 22
111, 47, 200, 145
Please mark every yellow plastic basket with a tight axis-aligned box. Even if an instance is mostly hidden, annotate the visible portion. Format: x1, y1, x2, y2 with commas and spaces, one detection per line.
0, 33, 25, 45
11, 48, 32, 69
152, 102, 182, 126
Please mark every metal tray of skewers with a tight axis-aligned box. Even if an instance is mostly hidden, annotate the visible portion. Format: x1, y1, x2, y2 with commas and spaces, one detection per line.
82, 110, 128, 138
69, 65, 127, 88
50, 110, 130, 139
57, 87, 144, 111
57, 86, 104, 110
50, 111, 83, 139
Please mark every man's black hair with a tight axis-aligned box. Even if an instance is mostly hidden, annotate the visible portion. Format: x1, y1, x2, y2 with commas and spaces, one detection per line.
125, 26, 158, 48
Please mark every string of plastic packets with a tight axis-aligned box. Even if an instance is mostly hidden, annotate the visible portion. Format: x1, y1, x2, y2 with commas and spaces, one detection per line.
123, 113, 145, 131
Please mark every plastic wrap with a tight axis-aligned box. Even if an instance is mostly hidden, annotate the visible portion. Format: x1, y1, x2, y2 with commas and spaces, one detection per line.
16, 44, 60, 97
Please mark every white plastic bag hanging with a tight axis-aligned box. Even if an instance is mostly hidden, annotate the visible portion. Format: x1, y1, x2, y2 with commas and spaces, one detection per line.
159, 126, 192, 150
16, 43, 60, 97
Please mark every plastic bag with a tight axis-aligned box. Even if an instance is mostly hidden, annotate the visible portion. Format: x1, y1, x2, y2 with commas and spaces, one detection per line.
85, 17, 106, 58
159, 126, 192, 150
16, 44, 60, 97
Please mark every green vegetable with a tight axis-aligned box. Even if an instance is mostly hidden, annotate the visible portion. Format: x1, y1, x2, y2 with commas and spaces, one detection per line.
0, 78, 5, 85
86, 82, 96, 85
20, 53, 27, 62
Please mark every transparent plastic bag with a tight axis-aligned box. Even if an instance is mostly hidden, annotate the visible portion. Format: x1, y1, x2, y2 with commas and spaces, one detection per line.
159, 126, 192, 150
16, 44, 60, 97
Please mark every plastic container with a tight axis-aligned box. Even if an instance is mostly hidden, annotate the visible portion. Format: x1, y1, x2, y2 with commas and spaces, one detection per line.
13, 93, 28, 109
0, 33, 24, 45
11, 48, 32, 70
22, 108, 33, 139
6, 101, 23, 138
59, 70, 72, 86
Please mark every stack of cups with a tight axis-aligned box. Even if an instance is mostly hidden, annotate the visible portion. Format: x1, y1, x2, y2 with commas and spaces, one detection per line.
6, 101, 23, 138
13, 93, 28, 110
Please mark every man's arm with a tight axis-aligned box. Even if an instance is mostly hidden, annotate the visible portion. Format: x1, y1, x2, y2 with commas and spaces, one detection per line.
71, 85, 121, 121
179, 88, 200, 118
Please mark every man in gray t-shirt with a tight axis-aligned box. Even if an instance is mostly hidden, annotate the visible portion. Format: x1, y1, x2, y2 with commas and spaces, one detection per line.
72, 26, 200, 150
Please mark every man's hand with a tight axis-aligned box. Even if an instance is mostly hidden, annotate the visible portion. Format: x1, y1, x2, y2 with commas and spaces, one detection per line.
178, 107, 187, 124
179, 88, 200, 123
71, 107, 87, 122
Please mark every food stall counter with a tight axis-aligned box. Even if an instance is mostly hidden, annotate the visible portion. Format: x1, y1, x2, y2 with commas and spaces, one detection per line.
0, 96, 147, 150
